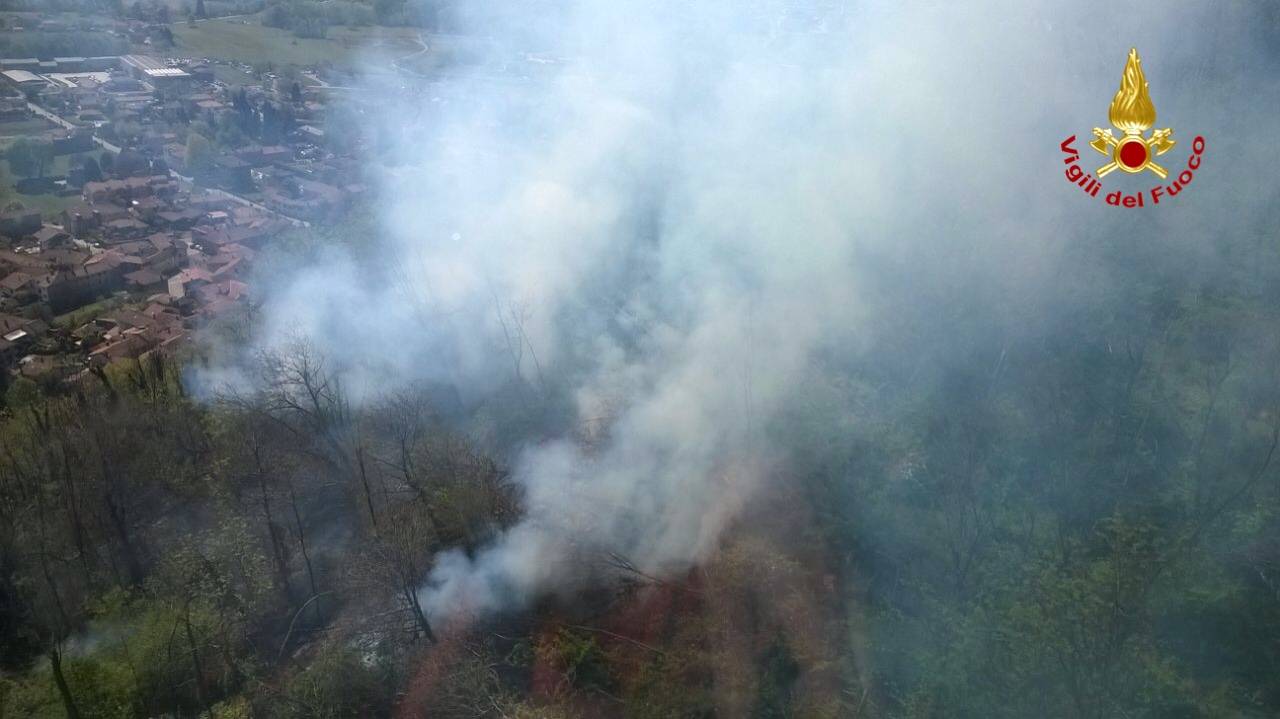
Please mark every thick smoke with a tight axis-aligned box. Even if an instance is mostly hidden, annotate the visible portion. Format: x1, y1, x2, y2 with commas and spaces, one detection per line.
207, 0, 1276, 623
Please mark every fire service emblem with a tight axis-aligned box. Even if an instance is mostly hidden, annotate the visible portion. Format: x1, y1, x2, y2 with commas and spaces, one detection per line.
1089, 48, 1175, 178
1059, 48, 1205, 208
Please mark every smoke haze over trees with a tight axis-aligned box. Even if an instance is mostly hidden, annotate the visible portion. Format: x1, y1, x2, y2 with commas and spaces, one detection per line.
4, 0, 1280, 717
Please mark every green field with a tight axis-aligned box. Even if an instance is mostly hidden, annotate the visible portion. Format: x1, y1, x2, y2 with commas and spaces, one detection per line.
2, 150, 103, 178
0, 118, 56, 139
210, 62, 259, 85
1, 150, 101, 218
170, 17, 423, 71
1, 190, 79, 218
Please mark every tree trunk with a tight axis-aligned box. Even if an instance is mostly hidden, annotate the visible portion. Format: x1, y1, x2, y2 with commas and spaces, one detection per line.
98, 453, 144, 585
356, 443, 378, 532
104, 490, 144, 585
48, 646, 82, 719
288, 480, 321, 622
254, 449, 291, 597
183, 604, 214, 718
405, 585, 436, 643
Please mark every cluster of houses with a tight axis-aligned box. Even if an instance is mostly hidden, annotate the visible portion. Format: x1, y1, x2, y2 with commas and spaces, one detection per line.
2, 51, 366, 221
0, 38, 378, 386
0, 177, 284, 384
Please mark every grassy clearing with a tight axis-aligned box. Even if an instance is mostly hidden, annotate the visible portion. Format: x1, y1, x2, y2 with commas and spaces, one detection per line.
0, 118, 56, 139
170, 18, 422, 70
4, 191, 81, 218
395, 33, 487, 75
1, 150, 104, 178
211, 63, 259, 85
0, 151, 101, 217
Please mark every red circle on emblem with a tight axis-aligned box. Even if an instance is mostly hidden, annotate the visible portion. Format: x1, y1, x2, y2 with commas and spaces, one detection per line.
1118, 140, 1147, 169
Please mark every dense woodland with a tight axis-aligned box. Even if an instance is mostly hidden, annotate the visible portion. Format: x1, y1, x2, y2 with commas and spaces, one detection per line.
0, 32, 127, 61
0, 198, 1278, 719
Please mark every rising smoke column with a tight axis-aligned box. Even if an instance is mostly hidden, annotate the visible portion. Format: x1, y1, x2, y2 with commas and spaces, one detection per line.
402, 2, 873, 621
217, 0, 1251, 624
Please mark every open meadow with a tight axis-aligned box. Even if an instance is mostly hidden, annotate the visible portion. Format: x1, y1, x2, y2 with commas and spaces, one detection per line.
170, 17, 424, 71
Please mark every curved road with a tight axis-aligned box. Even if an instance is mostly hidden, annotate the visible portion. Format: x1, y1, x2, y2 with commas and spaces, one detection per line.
391, 32, 430, 76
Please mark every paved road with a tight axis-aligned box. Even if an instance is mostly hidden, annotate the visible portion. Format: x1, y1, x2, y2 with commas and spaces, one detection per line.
190, 11, 255, 24
27, 101, 72, 129
189, 178, 310, 228
27, 102, 123, 153
166, 169, 309, 228
391, 32, 430, 77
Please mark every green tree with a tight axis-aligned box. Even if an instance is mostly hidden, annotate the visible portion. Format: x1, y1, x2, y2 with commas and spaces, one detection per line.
6, 139, 54, 178
0, 160, 11, 204
81, 155, 103, 182
3, 377, 39, 408
112, 148, 148, 177
185, 131, 215, 177
276, 643, 389, 718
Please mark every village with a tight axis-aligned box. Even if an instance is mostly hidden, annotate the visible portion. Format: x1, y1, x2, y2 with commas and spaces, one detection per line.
0, 43, 368, 391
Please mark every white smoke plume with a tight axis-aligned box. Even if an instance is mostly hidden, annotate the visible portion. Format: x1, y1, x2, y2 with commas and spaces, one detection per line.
205, 0, 1271, 623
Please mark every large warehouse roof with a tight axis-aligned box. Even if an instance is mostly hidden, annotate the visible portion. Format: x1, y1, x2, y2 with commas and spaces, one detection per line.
1, 69, 43, 85
121, 54, 191, 79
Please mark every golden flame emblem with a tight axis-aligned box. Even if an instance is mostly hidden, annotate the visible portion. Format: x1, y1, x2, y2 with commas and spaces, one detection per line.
1089, 48, 1176, 178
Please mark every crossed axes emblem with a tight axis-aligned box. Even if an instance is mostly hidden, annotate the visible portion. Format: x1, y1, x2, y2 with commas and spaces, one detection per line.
1089, 126, 1176, 179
